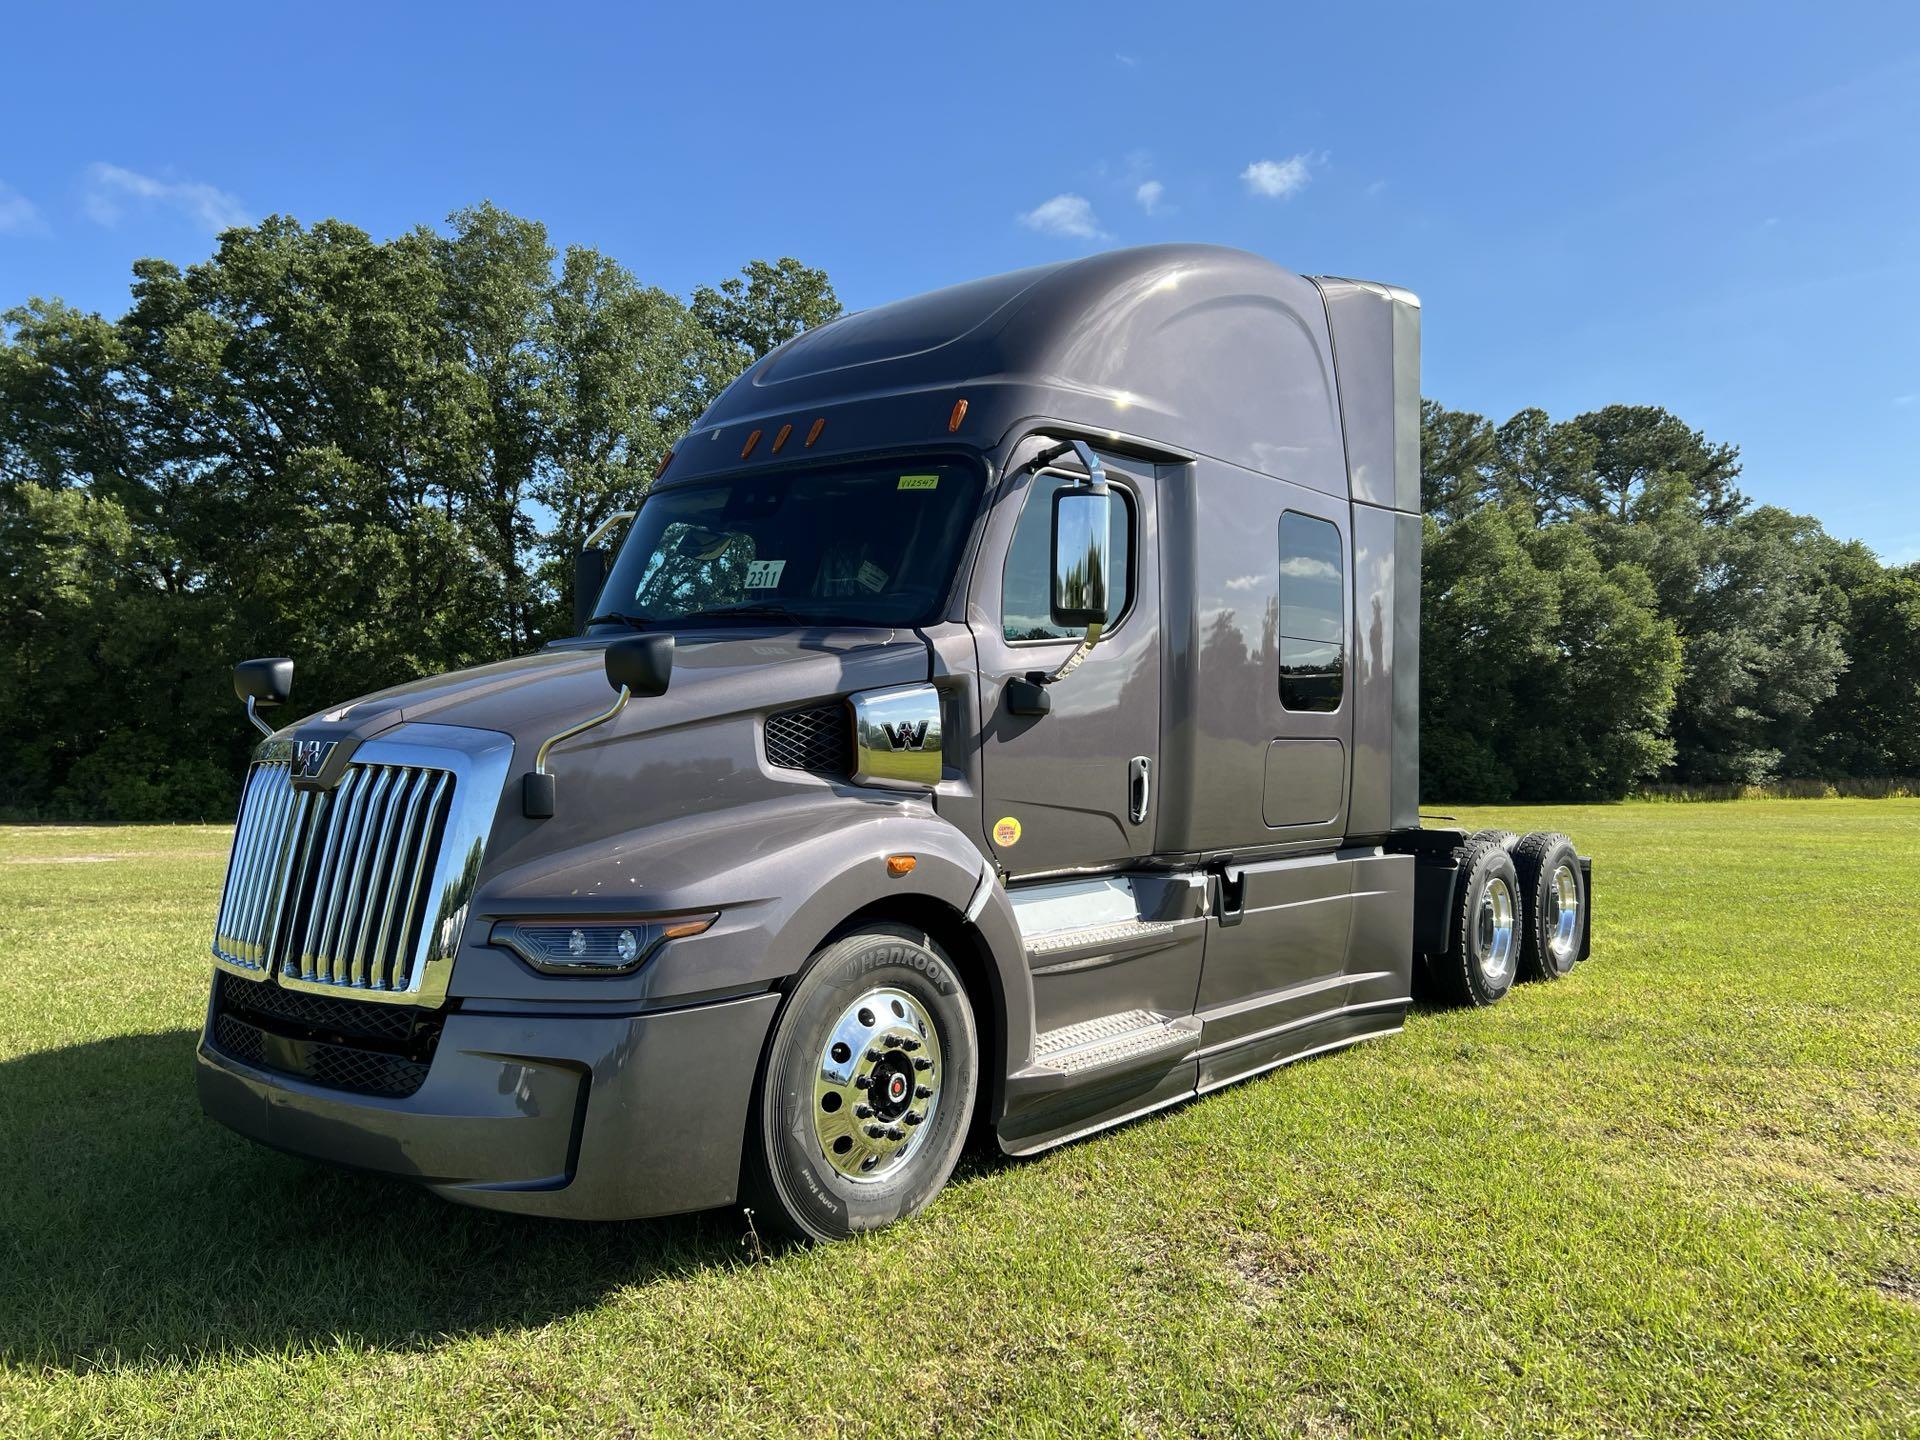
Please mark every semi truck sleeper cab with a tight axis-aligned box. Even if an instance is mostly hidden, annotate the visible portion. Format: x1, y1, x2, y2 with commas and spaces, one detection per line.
197, 244, 1593, 1241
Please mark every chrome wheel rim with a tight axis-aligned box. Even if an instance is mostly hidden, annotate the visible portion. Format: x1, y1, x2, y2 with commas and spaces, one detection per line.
1478, 876, 1516, 987
1549, 862, 1582, 964
812, 987, 942, 1183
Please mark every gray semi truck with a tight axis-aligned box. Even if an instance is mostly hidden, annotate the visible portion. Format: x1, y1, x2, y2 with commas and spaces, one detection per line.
198, 244, 1592, 1241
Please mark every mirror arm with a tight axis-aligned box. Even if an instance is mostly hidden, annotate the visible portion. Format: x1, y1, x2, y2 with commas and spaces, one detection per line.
583, 509, 637, 551
1028, 438, 1109, 494
1038, 620, 1104, 686
533, 685, 631, 777
244, 695, 275, 738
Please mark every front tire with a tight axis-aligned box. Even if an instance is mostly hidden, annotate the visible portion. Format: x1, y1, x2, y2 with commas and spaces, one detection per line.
744, 923, 978, 1242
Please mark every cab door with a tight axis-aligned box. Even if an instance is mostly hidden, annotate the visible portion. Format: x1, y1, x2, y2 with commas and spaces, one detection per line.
970, 453, 1160, 878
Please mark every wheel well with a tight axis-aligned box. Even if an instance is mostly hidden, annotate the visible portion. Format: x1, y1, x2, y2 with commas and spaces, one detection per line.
825, 895, 1007, 1140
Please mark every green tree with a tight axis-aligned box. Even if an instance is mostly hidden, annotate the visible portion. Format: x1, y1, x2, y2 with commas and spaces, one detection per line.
1420, 502, 1679, 801
0, 205, 838, 818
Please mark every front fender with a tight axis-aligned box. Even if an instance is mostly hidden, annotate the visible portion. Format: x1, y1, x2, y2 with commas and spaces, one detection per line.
450, 794, 1033, 1080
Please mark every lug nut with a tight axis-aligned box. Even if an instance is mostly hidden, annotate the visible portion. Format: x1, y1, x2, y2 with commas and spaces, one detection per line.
915, 1084, 933, 1099
854, 1104, 873, 1119
865, 1124, 887, 1139
900, 1037, 921, 1052
912, 1056, 932, 1071
904, 1111, 924, 1126
865, 1049, 885, 1062
860, 1155, 878, 1172
886, 1126, 905, 1141
852, 1073, 871, 1089
882, 1035, 903, 1049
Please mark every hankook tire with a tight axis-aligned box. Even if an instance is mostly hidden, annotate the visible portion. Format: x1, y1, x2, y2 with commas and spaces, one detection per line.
745, 922, 977, 1242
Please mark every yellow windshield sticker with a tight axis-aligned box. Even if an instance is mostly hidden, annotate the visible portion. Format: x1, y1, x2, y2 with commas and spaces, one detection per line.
898, 474, 940, 491
992, 816, 1022, 847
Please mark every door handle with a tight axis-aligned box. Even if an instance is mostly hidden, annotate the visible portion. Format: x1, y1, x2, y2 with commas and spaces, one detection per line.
1128, 755, 1152, 825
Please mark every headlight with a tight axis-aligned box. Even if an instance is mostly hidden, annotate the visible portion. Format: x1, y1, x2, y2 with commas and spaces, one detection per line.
489, 915, 715, 975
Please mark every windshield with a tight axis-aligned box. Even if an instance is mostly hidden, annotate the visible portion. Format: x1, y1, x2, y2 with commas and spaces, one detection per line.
589, 456, 981, 630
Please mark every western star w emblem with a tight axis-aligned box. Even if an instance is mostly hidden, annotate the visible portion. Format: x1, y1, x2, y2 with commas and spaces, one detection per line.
291, 737, 337, 780
880, 720, 931, 751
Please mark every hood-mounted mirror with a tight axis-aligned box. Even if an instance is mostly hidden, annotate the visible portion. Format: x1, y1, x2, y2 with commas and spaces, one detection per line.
524, 635, 675, 818
233, 657, 294, 737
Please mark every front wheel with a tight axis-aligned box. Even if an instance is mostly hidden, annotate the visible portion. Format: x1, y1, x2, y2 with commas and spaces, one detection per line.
744, 923, 978, 1242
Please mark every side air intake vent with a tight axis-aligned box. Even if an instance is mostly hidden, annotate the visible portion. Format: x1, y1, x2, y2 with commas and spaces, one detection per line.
766, 701, 851, 778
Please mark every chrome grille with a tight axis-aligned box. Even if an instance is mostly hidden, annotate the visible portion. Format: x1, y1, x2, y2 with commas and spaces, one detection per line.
212, 758, 455, 999
766, 701, 851, 776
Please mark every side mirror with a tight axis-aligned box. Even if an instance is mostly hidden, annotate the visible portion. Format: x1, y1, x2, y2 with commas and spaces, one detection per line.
573, 548, 609, 633
605, 634, 674, 698
233, 657, 293, 737
1049, 486, 1112, 629
575, 509, 637, 632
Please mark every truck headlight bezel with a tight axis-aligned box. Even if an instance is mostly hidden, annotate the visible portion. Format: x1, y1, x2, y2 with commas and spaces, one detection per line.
488, 914, 716, 975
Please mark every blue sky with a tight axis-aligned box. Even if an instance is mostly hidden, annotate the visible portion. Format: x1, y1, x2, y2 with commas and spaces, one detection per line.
4, 2, 1917, 560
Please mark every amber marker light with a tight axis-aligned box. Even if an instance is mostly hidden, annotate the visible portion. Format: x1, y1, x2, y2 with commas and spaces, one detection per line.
660, 914, 718, 940
886, 854, 917, 877
653, 448, 675, 480
740, 428, 763, 459
948, 397, 969, 433
806, 418, 825, 447
772, 422, 793, 453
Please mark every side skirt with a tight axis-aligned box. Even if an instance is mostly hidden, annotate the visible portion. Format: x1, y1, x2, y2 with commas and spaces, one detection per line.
995, 998, 1408, 1157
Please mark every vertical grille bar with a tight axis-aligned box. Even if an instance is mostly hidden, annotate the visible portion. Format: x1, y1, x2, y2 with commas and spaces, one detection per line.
211, 753, 460, 1000
212, 761, 301, 973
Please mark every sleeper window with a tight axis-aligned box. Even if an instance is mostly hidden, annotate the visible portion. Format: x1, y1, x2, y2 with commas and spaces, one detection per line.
1002, 474, 1135, 642
1278, 510, 1344, 712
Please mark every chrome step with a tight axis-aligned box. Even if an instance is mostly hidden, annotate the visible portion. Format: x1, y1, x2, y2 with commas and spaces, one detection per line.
1033, 1009, 1201, 1076
1026, 917, 1181, 958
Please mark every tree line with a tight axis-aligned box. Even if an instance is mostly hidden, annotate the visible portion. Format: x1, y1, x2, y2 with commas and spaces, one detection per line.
0, 204, 838, 818
1419, 400, 1920, 800
2, 205, 1915, 817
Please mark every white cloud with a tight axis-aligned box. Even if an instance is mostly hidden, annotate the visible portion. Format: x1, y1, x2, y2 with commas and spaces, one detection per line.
1135, 180, 1165, 215
1366, 179, 1388, 197
1893, 393, 1917, 408
1018, 193, 1107, 240
83, 163, 249, 233
1115, 53, 1138, 66
0, 180, 44, 234
1241, 154, 1316, 200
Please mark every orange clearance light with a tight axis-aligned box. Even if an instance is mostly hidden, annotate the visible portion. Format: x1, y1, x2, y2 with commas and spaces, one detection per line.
740, 428, 763, 459
886, 854, 917, 877
653, 448, 675, 480
948, 397, 968, 433
660, 914, 718, 941
772, 422, 793, 453
805, 417, 825, 447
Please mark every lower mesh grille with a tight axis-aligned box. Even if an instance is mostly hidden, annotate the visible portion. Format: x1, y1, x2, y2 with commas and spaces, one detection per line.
766, 701, 851, 777
212, 975, 439, 1099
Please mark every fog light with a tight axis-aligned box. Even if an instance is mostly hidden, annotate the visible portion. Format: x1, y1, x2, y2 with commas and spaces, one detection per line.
568, 928, 588, 957
617, 928, 640, 964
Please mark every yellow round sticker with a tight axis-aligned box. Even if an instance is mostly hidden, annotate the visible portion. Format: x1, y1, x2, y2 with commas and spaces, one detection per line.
992, 816, 1022, 847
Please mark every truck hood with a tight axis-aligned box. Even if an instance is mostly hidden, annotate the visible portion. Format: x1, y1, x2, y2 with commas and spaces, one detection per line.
276, 627, 928, 759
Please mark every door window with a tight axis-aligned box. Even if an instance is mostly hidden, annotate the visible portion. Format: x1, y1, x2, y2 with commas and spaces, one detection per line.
1278, 510, 1344, 712
1002, 474, 1135, 642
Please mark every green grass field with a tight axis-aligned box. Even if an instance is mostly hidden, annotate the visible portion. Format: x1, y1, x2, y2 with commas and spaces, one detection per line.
2, 801, 1917, 1438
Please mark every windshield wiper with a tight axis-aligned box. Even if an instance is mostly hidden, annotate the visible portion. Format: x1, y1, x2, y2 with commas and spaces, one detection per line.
586, 611, 654, 630
690, 602, 827, 625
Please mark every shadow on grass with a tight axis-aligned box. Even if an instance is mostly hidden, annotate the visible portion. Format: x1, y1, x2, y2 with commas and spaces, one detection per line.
0, 1028, 760, 1370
